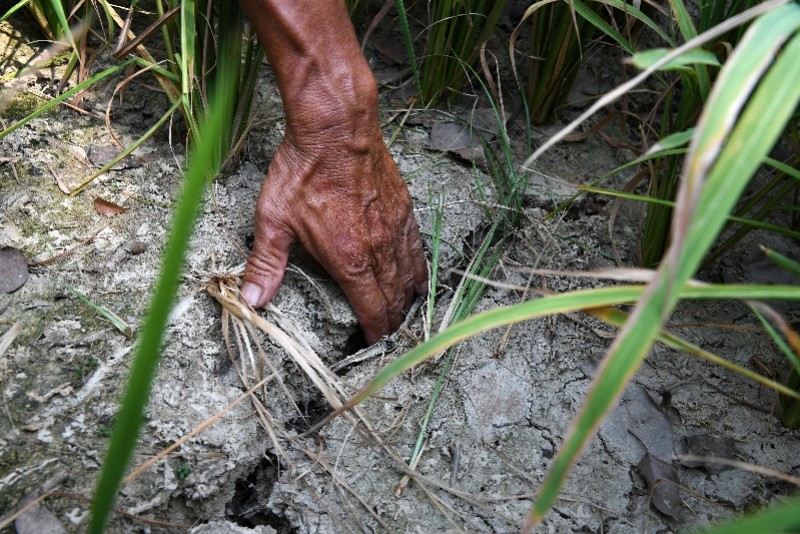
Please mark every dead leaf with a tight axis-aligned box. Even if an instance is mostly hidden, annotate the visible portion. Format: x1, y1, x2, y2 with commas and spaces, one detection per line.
427, 108, 504, 168
371, 34, 408, 64
450, 146, 487, 168
600, 385, 675, 464
45, 163, 71, 194
680, 435, 737, 475
638, 452, 682, 520
428, 122, 489, 167
0, 246, 29, 293
86, 144, 141, 170
93, 197, 126, 217
54, 175, 71, 194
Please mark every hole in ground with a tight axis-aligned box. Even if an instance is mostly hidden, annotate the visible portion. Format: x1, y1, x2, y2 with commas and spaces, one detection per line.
226, 453, 293, 533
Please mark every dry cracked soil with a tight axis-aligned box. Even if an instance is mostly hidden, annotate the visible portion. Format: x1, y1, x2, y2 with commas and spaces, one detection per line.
2, 10, 800, 534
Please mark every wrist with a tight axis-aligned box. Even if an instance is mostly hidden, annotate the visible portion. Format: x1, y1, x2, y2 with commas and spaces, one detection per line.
242, 1, 380, 142
282, 60, 380, 146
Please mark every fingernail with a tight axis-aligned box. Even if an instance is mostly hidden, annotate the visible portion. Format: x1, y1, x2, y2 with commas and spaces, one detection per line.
241, 282, 262, 307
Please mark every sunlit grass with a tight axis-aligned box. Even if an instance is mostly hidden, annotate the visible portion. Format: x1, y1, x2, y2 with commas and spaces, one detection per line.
87, 45, 236, 534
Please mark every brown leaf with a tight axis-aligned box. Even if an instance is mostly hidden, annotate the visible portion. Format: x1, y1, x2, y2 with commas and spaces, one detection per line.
680, 435, 737, 475
638, 452, 682, 520
426, 108, 503, 168
0, 246, 29, 293
93, 197, 126, 217
45, 163, 71, 194
371, 34, 408, 64
54, 174, 71, 194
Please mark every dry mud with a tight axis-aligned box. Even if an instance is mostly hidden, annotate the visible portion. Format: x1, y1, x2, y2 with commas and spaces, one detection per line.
2, 15, 800, 534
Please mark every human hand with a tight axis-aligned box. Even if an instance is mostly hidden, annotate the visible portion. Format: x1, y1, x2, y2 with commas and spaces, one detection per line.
240, 127, 427, 344
237, 0, 426, 343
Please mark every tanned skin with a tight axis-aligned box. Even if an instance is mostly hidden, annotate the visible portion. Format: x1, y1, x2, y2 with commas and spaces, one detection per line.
238, 0, 427, 344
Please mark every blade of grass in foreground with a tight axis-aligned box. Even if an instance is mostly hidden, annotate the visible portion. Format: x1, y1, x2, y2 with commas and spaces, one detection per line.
88, 62, 231, 534
695, 496, 800, 534
334, 282, 800, 413
525, 4, 800, 530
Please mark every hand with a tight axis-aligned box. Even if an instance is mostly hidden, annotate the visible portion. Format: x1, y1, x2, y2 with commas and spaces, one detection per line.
240, 127, 427, 344
237, 0, 426, 343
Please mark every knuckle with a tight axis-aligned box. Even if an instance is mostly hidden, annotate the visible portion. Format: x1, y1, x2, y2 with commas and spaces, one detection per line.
246, 250, 282, 278
338, 245, 372, 280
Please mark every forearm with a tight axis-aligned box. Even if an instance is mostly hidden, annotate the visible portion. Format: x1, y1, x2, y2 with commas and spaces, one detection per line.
239, 0, 379, 145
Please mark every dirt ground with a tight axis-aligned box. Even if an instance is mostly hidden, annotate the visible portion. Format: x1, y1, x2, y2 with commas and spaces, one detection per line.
2, 10, 800, 534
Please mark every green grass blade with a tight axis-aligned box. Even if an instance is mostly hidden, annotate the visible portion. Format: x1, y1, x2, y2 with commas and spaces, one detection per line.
764, 156, 800, 182
680, 25, 800, 281
526, 4, 800, 529
594, 306, 800, 401
572, 0, 635, 55
668, 0, 711, 97
180, 0, 195, 96
346, 286, 646, 407
579, 184, 800, 241
394, 0, 421, 98
694, 496, 800, 534
630, 48, 720, 71
70, 98, 183, 195
646, 129, 694, 154
593, 0, 675, 46
67, 286, 132, 338
342, 280, 800, 408
681, 284, 800, 300
425, 193, 444, 340
751, 306, 800, 376
45, 0, 75, 47
1, 0, 32, 21
761, 246, 800, 277
88, 58, 232, 534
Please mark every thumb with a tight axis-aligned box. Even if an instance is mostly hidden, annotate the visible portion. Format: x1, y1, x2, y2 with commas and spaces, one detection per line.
241, 219, 295, 309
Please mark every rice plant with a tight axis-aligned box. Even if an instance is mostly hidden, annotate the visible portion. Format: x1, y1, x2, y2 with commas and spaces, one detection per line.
634, 0, 763, 267
319, 1, 800, 530
5, 0, 800, 531
513, 0, 601, 124
395, 0, 507, 105
1, 1, 262, 190
88, 44, 239, 534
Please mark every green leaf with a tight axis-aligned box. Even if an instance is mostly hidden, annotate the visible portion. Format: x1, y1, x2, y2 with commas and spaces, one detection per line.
525, 3, 800, 529
67, 286, 132, 338
645, 128, 695, 155
695, 497, 800, 534
1, 0, 32, 22
180, 0, 195, 96
630, 48, 720, 70
589, 0, 676, 47
88, 49, 235, 534
761, 246, 800, 277
45, 0, 76, 48
346, 281, 800, 408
